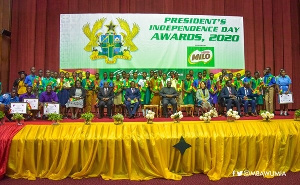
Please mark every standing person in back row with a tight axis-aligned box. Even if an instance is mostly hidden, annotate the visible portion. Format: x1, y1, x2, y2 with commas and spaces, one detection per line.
276, 69, 292, 116
263, 67, 276, 113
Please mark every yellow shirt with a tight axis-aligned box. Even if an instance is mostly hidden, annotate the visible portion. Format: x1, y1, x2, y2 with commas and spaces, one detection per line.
18, 80, 27, 95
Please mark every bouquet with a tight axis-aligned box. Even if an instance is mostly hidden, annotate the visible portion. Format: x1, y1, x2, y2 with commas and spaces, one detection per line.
226, 109, 240, 122
48, 113, 63, 125
200, 108, 218, 122
260, 110, 274, 121
145, 110, 155, 124
112, 113, 124, 125
80, 112, 94, 124
171, 111, 183, 123
12, 113, 25, 125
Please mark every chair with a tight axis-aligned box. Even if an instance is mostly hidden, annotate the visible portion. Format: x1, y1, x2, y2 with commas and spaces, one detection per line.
159, 97, 178, 117
95, 98, 114, 117
219, 97, 240, 115
179, 104, 194, 117
123, 103, 141, 118
144, 105, 159, 118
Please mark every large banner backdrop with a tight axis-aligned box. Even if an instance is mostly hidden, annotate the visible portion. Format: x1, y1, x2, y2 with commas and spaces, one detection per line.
60, 13, 244, 73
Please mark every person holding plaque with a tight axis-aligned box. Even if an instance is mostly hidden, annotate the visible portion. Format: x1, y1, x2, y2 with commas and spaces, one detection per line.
39, 85, 59, 119
98, 82, 114, 118
0, 88, 19, 121
19, 86, 38, 120
66, 80, 86, 119
276, 69, 292, 116
237, 82, 257, 116
124, 81, 141, 119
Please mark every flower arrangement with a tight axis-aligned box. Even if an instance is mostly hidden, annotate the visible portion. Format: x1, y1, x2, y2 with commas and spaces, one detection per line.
80, 112, 94, 124
260, 110, 274, 121
171, 111, 183, 123
295, 109, 300, 121
112, 113, 124, 125
200, 108, 218, 123
48, 113, 63, 125
226, 109, 240, 122
145, 110, 155, 124
0, 111, 5, 125
12, 113, 25, 125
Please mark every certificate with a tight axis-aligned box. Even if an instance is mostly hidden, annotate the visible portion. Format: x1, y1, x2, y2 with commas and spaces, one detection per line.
43, 103, 60, 115
10, 103, 27, 114
279, 93, 293, 104
23, 98, 39, 110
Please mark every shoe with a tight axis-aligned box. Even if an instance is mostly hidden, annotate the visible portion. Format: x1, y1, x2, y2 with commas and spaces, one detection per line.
284, 111, 288, 116
280, 111, 283, 116
42, 115, 46, 120
245, 113, 249, 117
251, 113, 257, 117
109, 116, 112, 119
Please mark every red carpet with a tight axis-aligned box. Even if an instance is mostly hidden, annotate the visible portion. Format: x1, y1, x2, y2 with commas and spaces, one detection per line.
1, 172, 300, 185
0, 124, 24, 179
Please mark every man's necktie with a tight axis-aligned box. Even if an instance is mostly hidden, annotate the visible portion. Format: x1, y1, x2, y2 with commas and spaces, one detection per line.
228, 87, 232, 95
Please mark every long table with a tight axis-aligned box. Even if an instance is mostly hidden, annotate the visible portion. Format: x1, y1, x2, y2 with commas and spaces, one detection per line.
3, 120, 300, 181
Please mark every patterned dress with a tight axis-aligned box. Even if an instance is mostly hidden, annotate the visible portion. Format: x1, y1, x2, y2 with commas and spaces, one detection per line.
251, 77, 264, 105
150, 78, 161, 105
183, 79, 194, 105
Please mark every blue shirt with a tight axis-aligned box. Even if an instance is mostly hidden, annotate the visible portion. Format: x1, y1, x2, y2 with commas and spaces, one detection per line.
242, 77, 252, 83
193, 78, 203, 89
24, 74, 36, 86
99, 79, 113, 88
276, 76, 291, 92
263, 74, 276, 86
0, 93, 19, 105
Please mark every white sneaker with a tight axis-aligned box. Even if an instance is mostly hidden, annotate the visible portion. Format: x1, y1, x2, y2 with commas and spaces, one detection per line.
284, 111, 288, 116
280, 111, 283, 116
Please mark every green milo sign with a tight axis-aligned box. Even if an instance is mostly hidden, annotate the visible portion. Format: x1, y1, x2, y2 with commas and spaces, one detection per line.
187, 47, 214, 67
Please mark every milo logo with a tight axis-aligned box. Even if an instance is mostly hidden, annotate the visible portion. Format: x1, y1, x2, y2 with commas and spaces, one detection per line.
187, 47, 215, 67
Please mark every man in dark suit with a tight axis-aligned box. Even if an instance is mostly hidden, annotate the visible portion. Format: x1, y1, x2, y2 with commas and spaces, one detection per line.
220, 80, 241, 115
98, 82, 114, 118
124, 81, 141, 119
159, 81, 178, 118
237, 82, 257, 116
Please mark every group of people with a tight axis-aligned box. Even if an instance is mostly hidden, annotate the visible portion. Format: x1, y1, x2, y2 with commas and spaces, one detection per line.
0, 66, 292, 120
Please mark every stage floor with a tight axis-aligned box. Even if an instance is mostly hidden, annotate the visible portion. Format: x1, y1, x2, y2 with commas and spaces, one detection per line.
1, 118, 300, 181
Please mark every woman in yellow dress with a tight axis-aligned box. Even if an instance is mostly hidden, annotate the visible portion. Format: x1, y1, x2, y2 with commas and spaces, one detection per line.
17, 72, 27, 95
150, 72, 161, 105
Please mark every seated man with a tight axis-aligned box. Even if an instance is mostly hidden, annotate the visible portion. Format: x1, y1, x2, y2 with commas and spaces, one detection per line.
159, 81, 178, 118
124, 81, 141, 119
19, 86, 39, 120
220, 80, 241, 115
39, 85, 59, 119
238, 82, 257, 116
0, 88, 19, 121
98, 82, 114, 118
